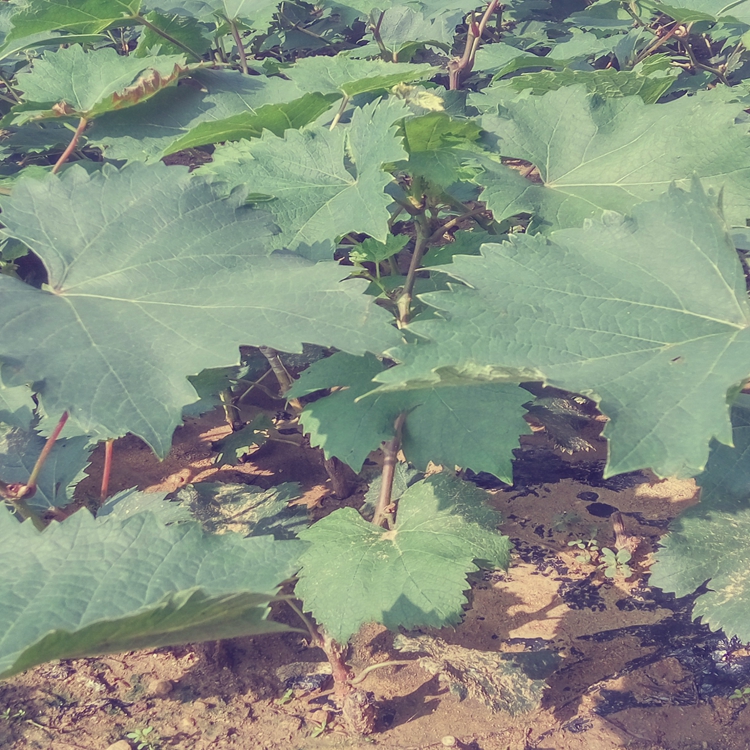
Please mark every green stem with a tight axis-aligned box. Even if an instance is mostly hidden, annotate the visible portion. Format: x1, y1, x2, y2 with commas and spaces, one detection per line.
136, 14, 203, 61
372, 412, 406, 528
397, 212, 430, 325
0, 73, 20, 103
369, 11, 390, 60
228, 18, 249, 74
680, 27, 730, 84
258, 346, 302, 410
285, 599, 323, 646
329, 94, 350, 130
23, 412, 69, 501
219, 388, 241, 430
52, 117, 87, 175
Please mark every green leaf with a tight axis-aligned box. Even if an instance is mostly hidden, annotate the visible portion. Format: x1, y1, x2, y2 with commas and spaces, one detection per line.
362, 5, 454, 60
0, 163, 399, 457
213, 414, 271, 465
0, 0, 142, 52
184, 364, 244, 418
398, 111, 484, 189
11, 45, 186, 123
0, 424, 91, 511
0, 498, 303, 678
505, 66, 679, 104
88, 69, 332, 161
174, 481, 307, 539
350, 234, 408, 265
287, 352, 530, 479
651, 394, 750, 640
198, 99, 409, 250
477, 86, 750, 230
374, 184, 750, 479
295, 473, 510, 643
423, 229, 491, 267
283, 54, 436, 97
0, 384, 35, 430
640, 0, 750, 24
134, 11, 211, 59
167, 92, 338, 153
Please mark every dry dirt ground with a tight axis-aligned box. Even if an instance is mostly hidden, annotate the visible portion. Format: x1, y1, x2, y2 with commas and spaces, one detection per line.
2, 407, 750, 750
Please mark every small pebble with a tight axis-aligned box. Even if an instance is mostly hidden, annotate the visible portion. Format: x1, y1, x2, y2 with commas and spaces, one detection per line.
441, 737, 457, 747
147, 678, 173, 698
105, 741, 132, 750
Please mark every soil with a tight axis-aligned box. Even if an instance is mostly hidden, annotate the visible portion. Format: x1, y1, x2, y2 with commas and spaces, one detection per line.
2, 407, 750, 750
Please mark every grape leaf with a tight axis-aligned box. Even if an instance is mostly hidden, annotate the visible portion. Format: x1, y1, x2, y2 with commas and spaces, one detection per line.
295, 473, 510, 643
0, 0, 142, 53
11, 45, 187, 123
88, 68, 333, 161
213, 414, 271, 465
0, 497, 303, 678
199, 99, 409, 250
374, 183, 750, 479
0, 424, 91, 511
650, 394, 750, 641
167, 92, 338, 153
174, 481, 307, 539
423, 229, 491, 267
349, 234, 409, 265
477, 85, 750, 230
505, 67, 679, 104
134, 10, 211, 59
283, 55, 437, 97
287, 352, 530, 479
360, 5, 455, 61
0, 384, 35, 429
639, 0, 750, 24
0, 163, 399, 457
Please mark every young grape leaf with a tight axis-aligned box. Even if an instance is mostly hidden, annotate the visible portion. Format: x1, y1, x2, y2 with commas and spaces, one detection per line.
0, 163, 399, 457
650, 394, 750, 641
283, 55, 436, 97
289, 352, 530, 479
349, 234, 409, 265
0, 0, 142, 53
0, 499, 303, 678
89, 68, 333, 161
174, 481, 307, 539
212, 414, 271, 465
477, 86, 750, 230
358, 5, 455, 61
10, 45, 187, 124
396, 110, 484, 189
199, 99, 409, 250
0, 384, 35, 430
374, 183, 750, 479
295, 473, 510, 643
0, 424, 91, 511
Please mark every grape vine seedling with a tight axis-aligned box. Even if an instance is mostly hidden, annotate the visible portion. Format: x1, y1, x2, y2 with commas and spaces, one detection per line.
2, 0, 750, 739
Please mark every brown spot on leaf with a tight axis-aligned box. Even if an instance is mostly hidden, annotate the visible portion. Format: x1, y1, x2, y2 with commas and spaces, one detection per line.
112, 64, 186, 108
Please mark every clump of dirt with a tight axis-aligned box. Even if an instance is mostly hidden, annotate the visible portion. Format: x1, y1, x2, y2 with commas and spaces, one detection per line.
2, 410, 750, 750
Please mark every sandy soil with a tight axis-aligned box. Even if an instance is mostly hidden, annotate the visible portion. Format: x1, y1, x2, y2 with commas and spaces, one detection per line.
2, 407, 749, 750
